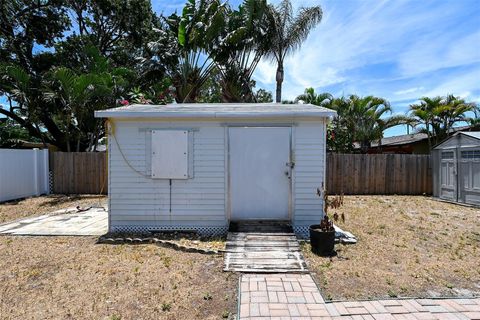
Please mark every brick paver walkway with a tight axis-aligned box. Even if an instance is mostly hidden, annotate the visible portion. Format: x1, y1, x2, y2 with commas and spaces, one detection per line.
239, 274, 480, 319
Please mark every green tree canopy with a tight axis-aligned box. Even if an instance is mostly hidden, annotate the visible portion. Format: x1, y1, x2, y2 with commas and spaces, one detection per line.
296, 89, 412, 153
409, 95, 479, 149
0, 0, 160, 151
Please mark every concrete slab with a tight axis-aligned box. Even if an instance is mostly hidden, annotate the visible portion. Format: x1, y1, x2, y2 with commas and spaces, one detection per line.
0, 207, 108, 236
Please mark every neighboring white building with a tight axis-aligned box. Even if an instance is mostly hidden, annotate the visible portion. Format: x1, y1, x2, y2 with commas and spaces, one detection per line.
95, 103, 335, 236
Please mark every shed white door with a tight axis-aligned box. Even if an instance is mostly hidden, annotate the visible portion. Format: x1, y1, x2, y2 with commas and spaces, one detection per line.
229, 127, 291, 220
440, 150, 457, 201
458, 148, 480, 206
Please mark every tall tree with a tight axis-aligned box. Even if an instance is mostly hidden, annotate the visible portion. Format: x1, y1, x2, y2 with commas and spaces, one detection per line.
43, 50, 134, 151
0, 0, 68, 147
302, 92, 411, 153
63, 0, 159, 67
295, 87, 332, 106
0, 0, 158, 151
0, 118, 41, 148
409, 95, 478, 148
266, 0, 322, 103
409, 96, 443, 150
211, 0, 273, 102
255, 88, 273, 103
145, 0, 227, 103
295, 88, 354, 153
343, 95, 411, 153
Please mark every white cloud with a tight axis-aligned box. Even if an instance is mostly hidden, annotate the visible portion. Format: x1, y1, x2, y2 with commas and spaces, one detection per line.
398, 31, 480, 77
255, 60, 277, 85
421, 69, 480, 99
394, 87, 424, 95
156, 1, 480, 104
253, 0, 480, 101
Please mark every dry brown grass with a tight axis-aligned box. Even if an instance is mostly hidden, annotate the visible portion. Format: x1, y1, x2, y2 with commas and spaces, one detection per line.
0, 236, 238, 320
0, 194, 107, 224
303, 195, 480, 301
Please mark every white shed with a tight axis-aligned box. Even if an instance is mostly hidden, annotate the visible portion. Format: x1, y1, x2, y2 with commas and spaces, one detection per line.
95, 103, 336, 236
432, 131, 480, 206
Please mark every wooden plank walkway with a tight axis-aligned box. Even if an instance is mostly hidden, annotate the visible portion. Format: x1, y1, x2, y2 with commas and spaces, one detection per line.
224, 228, 308, 273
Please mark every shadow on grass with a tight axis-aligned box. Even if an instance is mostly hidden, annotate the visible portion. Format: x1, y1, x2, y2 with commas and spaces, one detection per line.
39, 194, 105, 207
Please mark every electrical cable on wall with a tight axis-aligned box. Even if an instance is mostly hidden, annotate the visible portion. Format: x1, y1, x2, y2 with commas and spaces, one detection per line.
107, 121, 174, 220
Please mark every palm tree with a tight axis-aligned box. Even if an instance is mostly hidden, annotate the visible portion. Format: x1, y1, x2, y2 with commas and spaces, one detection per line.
409, 96, 442, 150
409, 95, 478, 149
266, 0, 323, 103
332, 95, 410, 153
43, 50, 133, 151
213, 0, 273, 102
146, 0, 227, 103
468, 105, 480, 129
438, 94, 478, 139
295, 88, 332, 107
347, 95, 402, 153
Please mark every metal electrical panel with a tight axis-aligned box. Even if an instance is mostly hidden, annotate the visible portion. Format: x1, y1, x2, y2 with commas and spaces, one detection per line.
151, 130, 188, 179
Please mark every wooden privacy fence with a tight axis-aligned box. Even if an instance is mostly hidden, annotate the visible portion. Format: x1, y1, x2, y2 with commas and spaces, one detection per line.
49, 152, 431, 195
50, 152, 107, 194
326, 153, 432, 195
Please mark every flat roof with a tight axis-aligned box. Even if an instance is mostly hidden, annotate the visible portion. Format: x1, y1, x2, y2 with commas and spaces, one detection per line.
94, 103, 336, 119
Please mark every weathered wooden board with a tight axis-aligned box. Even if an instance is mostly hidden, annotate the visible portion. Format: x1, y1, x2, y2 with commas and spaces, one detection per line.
224, 230, 308, 273
50, 152, 432, 195
50, 152, 107, 194
326, 153, 432, 195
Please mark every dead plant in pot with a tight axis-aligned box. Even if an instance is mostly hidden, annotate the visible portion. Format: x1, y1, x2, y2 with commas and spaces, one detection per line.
309, 183, 344, 256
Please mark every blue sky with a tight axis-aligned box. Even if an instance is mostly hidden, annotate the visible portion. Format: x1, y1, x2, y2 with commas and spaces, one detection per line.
2, 0, 479, 138
155, 0, 480, 136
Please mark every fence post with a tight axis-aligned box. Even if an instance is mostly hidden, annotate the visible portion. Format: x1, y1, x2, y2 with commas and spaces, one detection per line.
43, 149, 50, 195
33, 148, 39, 196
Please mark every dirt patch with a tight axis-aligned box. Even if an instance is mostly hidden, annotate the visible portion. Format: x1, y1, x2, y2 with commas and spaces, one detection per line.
0, 236, 238, 320
0, 195, 107, 224
303, 195, 480, 301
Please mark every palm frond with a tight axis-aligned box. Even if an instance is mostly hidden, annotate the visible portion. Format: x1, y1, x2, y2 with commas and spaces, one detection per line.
284, 6, 322, 56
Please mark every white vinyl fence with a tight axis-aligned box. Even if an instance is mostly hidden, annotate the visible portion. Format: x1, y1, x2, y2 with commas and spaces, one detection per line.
0, 149, 50, 202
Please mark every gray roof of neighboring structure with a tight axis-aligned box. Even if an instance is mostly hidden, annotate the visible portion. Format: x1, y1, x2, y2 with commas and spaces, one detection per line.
368, 126, 477, 148
432, 131, 480, 149
461, 131, 480, 140
94, 103, 336, 119
370, 132, 428, 147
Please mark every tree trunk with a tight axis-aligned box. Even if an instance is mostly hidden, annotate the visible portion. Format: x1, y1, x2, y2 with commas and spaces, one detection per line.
275, 63, 284, 103
360, 140, 371, 154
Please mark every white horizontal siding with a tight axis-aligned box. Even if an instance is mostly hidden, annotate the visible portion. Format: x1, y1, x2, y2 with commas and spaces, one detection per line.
108, 119, 329, 231
293, 122, 326, 227
108, 121, 227, 229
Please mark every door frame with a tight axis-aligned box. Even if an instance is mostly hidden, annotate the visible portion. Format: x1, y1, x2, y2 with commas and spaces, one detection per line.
225, 125, 293, 222
440, 148, 457, 202
457, 146, 480, 204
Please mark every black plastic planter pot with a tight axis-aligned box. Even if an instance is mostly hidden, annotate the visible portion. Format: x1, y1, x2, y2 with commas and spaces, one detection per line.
309, 225, 335, 256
